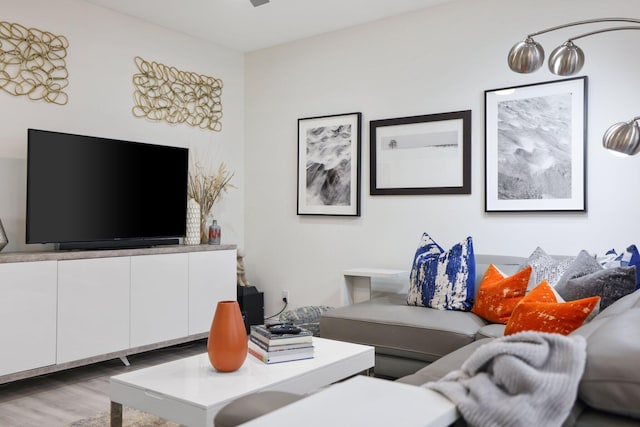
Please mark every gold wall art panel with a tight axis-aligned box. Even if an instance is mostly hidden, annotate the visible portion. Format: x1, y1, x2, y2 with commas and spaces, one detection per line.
0, 21, 69, 105
132, 56, 223, 132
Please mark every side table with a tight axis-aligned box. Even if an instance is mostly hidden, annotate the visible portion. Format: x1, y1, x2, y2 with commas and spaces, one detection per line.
343, 268, 408, 304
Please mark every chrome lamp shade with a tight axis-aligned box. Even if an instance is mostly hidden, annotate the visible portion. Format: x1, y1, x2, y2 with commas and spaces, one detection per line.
507, 37, 545, 73
602, 119, 640, 156
548, 41, 584, 76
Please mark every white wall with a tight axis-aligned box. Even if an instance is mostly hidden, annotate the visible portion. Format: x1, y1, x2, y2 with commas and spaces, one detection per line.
1, 0, 245, 251
244, 0, 640, 314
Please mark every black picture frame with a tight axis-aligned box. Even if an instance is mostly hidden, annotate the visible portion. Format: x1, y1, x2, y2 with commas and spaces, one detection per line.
297, 112, 362, 216
369, 110, 471, 195
484, 77, 588, 212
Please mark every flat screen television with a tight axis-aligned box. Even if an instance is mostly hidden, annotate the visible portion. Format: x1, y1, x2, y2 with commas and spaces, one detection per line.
26, 129, 189, 250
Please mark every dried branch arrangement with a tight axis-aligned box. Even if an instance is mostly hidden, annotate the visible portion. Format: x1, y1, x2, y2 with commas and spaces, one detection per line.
188, 162, 235, 243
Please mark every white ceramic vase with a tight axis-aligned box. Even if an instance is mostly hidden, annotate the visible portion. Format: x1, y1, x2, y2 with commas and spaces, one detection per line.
185, 198, 201, 245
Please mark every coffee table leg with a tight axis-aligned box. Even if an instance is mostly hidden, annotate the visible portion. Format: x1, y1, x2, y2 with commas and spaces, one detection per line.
110, 401, 123, 427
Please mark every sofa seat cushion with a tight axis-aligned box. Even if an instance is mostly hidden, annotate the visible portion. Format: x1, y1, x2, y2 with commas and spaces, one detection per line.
396, 338, 493, 386
475, 323, 505, 339
578, 295, 640, 419
320, 293, 488, 363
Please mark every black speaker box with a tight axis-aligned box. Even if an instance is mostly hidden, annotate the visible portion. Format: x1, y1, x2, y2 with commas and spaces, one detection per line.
237, 285, 264, 334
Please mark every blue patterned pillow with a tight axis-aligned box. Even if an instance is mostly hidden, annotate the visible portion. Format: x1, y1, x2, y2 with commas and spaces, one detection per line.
407, 233, 475, 311
600, 245, 640, 289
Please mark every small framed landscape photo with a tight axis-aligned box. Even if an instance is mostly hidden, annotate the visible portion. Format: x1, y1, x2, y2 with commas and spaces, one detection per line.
369, 110, 471, 195
484, 77, 587, 212
297, 112, 362, 216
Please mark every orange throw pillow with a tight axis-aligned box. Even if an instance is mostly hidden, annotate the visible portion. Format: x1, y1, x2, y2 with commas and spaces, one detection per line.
523, 279, 559, 303
504, 281, 600, 336
472, 265, 532, 324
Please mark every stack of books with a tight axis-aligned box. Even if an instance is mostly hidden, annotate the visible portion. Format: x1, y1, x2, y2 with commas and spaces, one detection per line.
248, 324, 314, 364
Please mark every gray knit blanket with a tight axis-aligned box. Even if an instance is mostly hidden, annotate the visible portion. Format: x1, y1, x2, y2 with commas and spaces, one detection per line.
425, 332, 587, 427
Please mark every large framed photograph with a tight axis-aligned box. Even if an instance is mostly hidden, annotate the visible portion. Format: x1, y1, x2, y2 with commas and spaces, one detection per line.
370, 110, 471, 195
297, 112, 362, 216
485, 77, 587, 212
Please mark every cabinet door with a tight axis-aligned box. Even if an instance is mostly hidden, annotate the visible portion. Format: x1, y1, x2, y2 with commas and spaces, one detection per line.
130, 253, 189, 347
0, 261, 57, 376
57, 257, 130, 364
188, 249, 237, 335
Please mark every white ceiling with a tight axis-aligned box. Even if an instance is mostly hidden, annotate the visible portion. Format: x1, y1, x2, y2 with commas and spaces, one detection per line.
84, 0, 452, 52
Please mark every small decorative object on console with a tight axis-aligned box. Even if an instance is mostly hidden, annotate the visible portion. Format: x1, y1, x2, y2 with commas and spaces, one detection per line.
0, 219, 7, 251
184, 198, 200, 245
208, 220, 221, 245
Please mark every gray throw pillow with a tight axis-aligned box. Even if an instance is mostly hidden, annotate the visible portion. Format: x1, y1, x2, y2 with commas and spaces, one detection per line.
555, 266, 637, 310
555, 250, 602, 290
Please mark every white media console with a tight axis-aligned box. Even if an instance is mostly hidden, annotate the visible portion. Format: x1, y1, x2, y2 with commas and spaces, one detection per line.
0, 244, 236, 384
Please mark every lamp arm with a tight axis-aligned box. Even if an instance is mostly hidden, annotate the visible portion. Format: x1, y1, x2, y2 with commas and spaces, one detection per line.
528, 17, 640, 38
567, 25, 640, 42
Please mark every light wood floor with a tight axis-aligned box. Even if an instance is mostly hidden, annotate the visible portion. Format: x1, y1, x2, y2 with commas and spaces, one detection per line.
0, 339, 208, 427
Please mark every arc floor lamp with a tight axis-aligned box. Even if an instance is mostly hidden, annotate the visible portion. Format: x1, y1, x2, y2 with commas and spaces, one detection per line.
507, 18, 640, 155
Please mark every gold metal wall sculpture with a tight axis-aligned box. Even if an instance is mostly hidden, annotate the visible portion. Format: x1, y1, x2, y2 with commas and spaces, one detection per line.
0, 21, 69, 105
132, 56, 223, 132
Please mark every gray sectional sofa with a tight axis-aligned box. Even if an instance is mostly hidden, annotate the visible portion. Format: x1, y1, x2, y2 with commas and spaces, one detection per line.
320, 254, 640, 426
215, 254, 640, 426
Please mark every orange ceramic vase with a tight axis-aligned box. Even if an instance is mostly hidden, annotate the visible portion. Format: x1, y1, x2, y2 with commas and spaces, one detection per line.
207, 300, 248, 372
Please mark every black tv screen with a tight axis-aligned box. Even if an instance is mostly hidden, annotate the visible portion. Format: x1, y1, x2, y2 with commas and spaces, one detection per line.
26, 129, 189, 250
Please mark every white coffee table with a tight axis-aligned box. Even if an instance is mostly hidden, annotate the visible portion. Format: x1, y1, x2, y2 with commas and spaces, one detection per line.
109, 337, 374, 427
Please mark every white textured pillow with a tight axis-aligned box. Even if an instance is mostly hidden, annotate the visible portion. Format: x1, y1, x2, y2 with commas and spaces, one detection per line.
519, 247, 574, 291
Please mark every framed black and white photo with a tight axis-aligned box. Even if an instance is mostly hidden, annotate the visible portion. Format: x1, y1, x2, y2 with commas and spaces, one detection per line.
485, 77, 587, 212
370, 110, 471, 195
297, 112, 362, 216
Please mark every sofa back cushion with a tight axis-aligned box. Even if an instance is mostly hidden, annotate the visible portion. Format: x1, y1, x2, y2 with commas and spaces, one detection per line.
474, 255, 524, 290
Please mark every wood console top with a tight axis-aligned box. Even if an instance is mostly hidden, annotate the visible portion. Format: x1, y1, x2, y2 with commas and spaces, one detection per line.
0, 244, 236, 263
